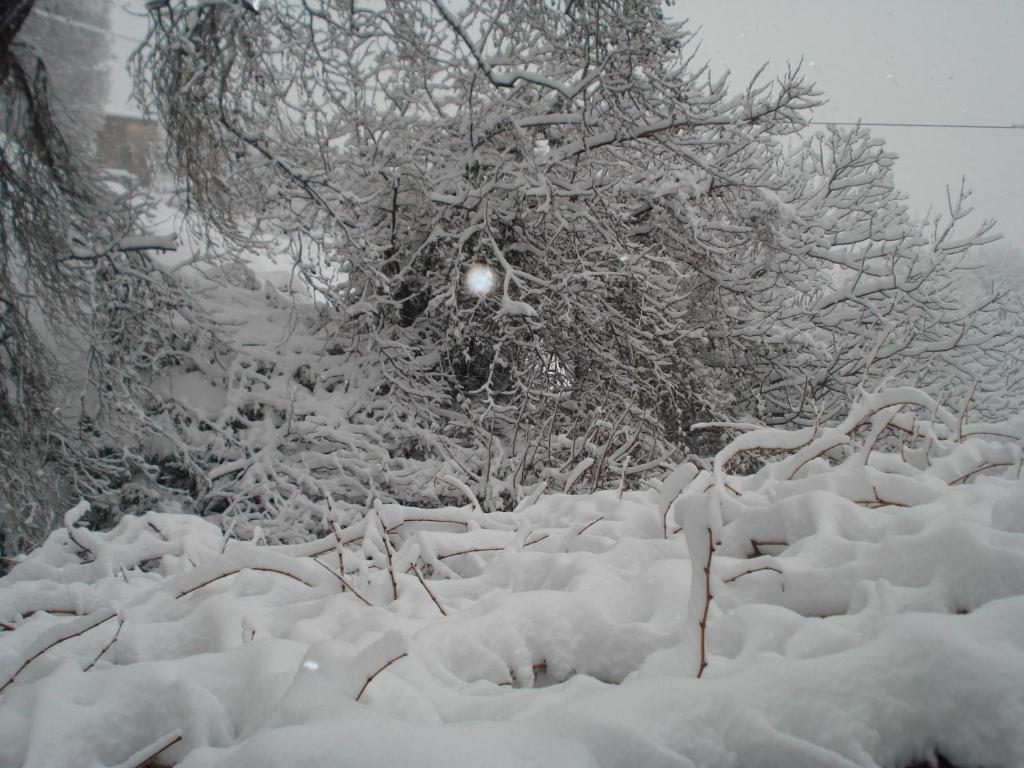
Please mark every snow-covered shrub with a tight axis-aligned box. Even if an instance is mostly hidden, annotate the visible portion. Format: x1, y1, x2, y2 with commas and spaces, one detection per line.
2, 390, 1023, 767
132, 0, 1020, 518
138, 261, 654, 543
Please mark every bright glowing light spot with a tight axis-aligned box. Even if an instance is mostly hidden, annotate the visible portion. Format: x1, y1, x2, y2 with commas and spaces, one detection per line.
464, 264, 496, 297
302, 660, 320, 671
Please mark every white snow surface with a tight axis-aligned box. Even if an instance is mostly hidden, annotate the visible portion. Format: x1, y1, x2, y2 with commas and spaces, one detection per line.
2, 401, 1024, 768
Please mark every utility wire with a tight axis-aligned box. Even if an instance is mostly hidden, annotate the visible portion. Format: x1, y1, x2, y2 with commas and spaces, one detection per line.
22, 10, 1024, 135
809, 121, 1024, 131
976, 187, 1024, 204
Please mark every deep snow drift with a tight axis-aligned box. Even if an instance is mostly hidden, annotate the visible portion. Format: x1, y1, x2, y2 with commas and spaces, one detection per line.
1, 390, 1023, 768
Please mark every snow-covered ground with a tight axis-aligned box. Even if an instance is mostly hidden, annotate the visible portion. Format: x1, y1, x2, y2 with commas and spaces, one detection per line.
2, 393, 1023, 768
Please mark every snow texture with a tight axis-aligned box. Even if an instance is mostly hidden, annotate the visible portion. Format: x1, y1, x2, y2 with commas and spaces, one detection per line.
2, 394, 1023, 767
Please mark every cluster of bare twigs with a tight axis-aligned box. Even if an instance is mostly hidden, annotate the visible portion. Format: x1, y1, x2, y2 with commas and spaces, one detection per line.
114, 264, 671, 544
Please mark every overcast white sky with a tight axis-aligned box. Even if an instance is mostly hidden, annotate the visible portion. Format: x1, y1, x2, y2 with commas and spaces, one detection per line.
111, 0, 1024, 246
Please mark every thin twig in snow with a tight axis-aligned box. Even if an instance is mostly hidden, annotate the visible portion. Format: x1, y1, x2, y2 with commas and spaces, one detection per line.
957, 381, 977, 442
310, 557, 371, 606
722, 565, 783, 584
406, 564, 447, 616
437, 546, 505, 560
749, 539, 788, 558
174, 566, 316, 600
355, 653, 407, 702
84, 618, 125, 672
950, 461, 1015, 485
113, 730, 182, 768
330, 520, 346, 592
376, 512, 398, 601
386, 518, 469, 533
697, 527, 714, 679
0, 609, 118, 694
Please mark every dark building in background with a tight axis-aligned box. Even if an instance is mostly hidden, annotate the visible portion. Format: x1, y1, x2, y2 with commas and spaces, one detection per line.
96, 114, 158, 180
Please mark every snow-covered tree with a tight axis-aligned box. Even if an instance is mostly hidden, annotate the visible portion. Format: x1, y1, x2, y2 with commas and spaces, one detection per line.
0, 1, 206, 555
715, 129, 1016, 423
132, 0, 1017, 530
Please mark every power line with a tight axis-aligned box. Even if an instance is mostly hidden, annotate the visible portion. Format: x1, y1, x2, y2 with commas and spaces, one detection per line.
20, 10, 1024, 136
809, 121, 1024, 131
977, 187, 1024, 204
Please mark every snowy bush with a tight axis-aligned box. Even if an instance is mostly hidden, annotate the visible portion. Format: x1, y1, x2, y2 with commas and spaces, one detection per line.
130, 0, 1021, 520
2, 390, 1023, 767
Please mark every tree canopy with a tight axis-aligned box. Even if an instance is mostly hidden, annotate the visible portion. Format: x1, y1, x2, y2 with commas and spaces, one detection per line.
127, 0, 1020, 533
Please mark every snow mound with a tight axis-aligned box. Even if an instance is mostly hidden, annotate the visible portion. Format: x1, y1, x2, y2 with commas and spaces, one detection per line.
1, 390, 1023, 767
